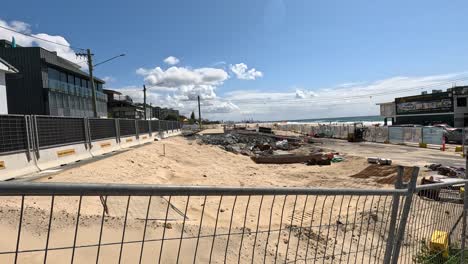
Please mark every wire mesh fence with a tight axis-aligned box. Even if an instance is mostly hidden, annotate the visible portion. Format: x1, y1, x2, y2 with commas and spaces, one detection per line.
137, 120, 150, 135
118, 119, 137, 137
35, 116, 86, 148
0, 184, 405, 264
88, 118, 116, 141
0, 167, 465, 263
0, 115, 28, 154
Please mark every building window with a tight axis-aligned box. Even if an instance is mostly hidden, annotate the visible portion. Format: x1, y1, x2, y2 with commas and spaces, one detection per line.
457, 97, 467, 107
48, 67, 60, 89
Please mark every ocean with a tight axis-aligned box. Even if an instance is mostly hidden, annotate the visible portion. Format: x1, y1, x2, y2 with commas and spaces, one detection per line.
284, 115, 385, 125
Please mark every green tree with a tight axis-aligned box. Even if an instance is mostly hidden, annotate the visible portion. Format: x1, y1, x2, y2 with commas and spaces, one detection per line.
164, 113, 179, 121
189, 111, 196, 124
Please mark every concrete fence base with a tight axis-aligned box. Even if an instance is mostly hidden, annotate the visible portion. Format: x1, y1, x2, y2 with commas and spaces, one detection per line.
0, 152, 39, 180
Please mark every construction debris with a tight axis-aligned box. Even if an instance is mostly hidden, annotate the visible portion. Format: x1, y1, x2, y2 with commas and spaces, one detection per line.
251, 153, 328, 165
193, 129, 339, 165
194, 131, 301, 157
425, 164, 465, 178
367, 157, 392, 166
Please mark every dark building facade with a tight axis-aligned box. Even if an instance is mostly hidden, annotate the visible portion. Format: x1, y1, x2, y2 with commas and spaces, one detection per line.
392, 86, 468, 127
103, 89, 144, 119
152, 106, 179, 120
0, 40, 107, 117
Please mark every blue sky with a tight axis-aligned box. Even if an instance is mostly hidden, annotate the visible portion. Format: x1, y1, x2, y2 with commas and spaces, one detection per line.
1, 0, 468, 120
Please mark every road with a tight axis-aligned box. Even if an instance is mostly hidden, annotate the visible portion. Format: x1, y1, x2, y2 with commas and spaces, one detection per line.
314, 138, 466, 168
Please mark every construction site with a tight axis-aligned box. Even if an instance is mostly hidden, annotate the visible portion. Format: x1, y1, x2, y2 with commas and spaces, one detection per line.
0, 120, 466, 263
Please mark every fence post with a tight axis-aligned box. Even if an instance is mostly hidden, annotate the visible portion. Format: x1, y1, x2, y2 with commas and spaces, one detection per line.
135, 120, 139, 139
383, 167, 405, 264
24, 115, 32, 162
32, 115, 40, 159
462, 143, 468, 263
148, 120, 152, 136
115, 119, 120, 143
84, 118, 91, 149
390, 166, 419, 264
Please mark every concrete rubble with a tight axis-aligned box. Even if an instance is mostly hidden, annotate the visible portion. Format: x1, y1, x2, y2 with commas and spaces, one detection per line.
192, 130, 342, 165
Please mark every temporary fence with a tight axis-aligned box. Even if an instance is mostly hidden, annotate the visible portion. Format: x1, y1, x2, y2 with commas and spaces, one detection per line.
267, 123, 446, 147
0, 167, 465, 263
0, 114, 182, 180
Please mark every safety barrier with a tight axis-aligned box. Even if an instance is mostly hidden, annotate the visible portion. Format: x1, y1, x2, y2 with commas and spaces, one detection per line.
88, 118, 120, 156
0, 115, 38, 180
33, 116, 92, 170
0, 114, 183, 180
137, 120, 153, 144
118, 119, 140, 149
150, 120, 162, 139
267, 123, 447, 149
0, 167, 465, 263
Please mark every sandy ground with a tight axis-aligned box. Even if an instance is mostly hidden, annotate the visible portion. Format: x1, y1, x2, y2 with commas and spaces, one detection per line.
0, 135, 450, 263
34, 136, 406, 189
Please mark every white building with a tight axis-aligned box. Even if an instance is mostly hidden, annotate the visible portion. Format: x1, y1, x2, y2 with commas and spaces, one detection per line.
0, 57, 18, 114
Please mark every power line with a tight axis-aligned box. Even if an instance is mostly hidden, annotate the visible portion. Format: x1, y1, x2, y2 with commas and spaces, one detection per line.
0, 25, 85, 50
224, 76, 468, 105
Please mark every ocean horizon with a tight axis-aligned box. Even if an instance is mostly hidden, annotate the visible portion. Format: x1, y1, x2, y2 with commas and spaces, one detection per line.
263, 115, 385, 125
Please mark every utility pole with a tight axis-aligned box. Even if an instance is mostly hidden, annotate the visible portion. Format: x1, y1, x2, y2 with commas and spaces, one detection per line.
143, 85, 147, 120
198, 95, 202, 129
76, 49, 98, 117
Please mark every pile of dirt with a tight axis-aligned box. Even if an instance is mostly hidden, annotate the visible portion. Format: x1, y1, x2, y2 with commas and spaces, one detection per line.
350, 165, 416, 184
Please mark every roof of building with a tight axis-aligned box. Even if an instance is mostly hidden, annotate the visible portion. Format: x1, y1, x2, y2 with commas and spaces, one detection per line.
103, 89, 122, 95
0, 56, 18, 73
0, 39, 104, 83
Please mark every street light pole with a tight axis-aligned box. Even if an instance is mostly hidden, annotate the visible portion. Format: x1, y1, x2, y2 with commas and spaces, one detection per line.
198, 95, 202, 129
86, 49, 98, 118
143, 84, 147, 120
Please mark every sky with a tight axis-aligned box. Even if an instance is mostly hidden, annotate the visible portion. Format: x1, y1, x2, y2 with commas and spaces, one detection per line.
1, 0, 468, 121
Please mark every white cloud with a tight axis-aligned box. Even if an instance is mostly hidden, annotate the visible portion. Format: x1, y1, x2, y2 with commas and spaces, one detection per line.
102, 76, 115, 83
230, 63, 263, 80
163, 56, 180, 65
136, 65, 229, 101
131, 63, 238, 116
0, 19, 87, 67
295, 89, 318, 99
218, 72, 468, 121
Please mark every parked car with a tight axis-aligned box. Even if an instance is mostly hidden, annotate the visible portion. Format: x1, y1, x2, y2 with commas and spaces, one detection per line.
444, 128, 465, 144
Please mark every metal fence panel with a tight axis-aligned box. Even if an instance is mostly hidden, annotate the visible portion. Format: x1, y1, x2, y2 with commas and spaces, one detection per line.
88, 118, 116, 141
160, 121, 168, 131
389, 126, 405, 144
398, 183, 466, 263
137, 120, 150, 134
150, 120, 160, 132
422, 127, 444, 145
118, 119, 136, 137
402, 127, 421, 144
0, 183, 403, 264
0, 115, 28, 154
35, 116, 86, 148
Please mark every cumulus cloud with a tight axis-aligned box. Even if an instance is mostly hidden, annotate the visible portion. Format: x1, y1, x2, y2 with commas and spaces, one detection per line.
136, 65, 229, 100
295, 89, 318, 99
230, 63, 263, 80
0, 19, 86, 66
132, 63, 239, 116
163, 56, 180, 65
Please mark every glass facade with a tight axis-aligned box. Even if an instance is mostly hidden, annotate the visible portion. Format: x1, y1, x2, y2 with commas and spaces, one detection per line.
47, 67, 107, 117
